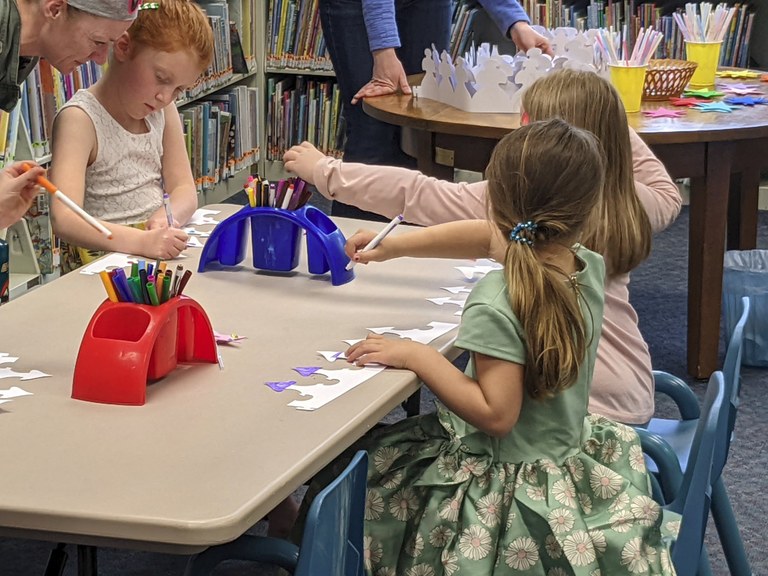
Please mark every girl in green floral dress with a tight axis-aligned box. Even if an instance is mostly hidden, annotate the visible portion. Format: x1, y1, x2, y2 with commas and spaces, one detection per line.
342, 119, 675, 575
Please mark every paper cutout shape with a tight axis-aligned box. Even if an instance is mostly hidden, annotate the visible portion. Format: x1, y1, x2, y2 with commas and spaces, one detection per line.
186, 236, 204, 248
213, 330, 247, 344
266, 380, 296, 392
694, 101, 735, 113
368, 321, 458, 345
417, 29, 605, 113
441, 286, 473, 294
0, 367, 51, 380
318, 350, 346, 362
294, 366, 322, 377
724, 96, 767, 106
0, 353, 19, 365
716, 70, 760, 79
79, 253, 138, 275
718, 85, 763, 95
187, 208, 221, 226
0, 386, 33, 399
761, 74, 768, 83
343, 338, 364, 347
427, 296, 466, 308
287, 366, 386, 411
643, 107, 686, 118
683, 88, 724, 99
669, 96, 710, 107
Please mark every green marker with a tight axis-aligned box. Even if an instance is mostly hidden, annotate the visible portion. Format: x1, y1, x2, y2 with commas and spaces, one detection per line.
147, 282, 160, 306
127, 276, 143, 304
161, 274, 172, 302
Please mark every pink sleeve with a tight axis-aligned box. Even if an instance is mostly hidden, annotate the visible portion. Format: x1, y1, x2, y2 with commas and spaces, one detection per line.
630, 128, 682, 233
312, 158, 488, 226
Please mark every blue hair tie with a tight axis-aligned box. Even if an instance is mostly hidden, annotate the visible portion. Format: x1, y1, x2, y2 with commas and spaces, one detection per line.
509, 220, 537, 246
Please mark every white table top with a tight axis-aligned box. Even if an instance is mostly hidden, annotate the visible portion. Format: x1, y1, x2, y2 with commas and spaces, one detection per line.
0, 205, 470, 553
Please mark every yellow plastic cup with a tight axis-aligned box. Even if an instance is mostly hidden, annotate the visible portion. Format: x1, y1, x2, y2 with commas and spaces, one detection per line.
685, 41, 723, 89
608, 64, 648, 114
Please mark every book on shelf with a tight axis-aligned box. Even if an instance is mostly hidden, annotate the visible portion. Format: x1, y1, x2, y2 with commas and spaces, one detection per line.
267, 0, 333, 72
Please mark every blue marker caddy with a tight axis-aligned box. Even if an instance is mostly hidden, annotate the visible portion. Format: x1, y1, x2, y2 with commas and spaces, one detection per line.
198, 205, 354, 286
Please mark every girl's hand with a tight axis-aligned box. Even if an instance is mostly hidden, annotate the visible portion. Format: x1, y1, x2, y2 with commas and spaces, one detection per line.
145, 214, 178, 230
0, 162, 45, 229
344, 229, 393, 264
283, 142, 324, 184
346, 334, 424, 368
352, 48, 411, 104
141, 227, 188, 260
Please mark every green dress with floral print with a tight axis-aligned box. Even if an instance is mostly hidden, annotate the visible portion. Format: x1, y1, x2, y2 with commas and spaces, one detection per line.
361, 246, 676, 576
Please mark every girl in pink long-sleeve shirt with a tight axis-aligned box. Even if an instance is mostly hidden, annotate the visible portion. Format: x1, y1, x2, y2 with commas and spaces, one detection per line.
284, 69, 682, 425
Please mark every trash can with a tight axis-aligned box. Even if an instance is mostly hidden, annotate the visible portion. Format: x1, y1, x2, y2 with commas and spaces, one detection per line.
722, 250, 768, 367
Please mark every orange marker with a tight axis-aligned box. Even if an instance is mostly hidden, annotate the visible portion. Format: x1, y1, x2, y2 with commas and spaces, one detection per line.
21, 163, 113, 239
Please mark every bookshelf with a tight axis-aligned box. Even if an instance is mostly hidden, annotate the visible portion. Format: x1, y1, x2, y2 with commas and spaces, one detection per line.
0, 0, 262, 300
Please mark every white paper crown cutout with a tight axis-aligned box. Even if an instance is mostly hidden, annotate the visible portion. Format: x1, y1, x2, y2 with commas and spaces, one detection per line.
417, 27, 607, 114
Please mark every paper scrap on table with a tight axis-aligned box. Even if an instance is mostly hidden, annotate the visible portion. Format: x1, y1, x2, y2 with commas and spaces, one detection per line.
186, 236, 204, 248
343, 338, 364, 347
0, 367, 51, 380
455, 263, 502, 280
288, 366, 386, 411
266, 380, 296, 392
368, 321, 458, 345
213, 330, 247, 344
0, 353, 19, 365
0, 386, 33, 399
427, 296, 466, 309
187, 209, 221, 226
79, 253, 137, 275
294, 366, 322, 377
441, 286, 472, 294
183, 227, 211, 238
318, 350, 346, 362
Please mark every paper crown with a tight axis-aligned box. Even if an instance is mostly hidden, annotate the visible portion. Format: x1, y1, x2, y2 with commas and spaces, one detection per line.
416, 27, 608, 114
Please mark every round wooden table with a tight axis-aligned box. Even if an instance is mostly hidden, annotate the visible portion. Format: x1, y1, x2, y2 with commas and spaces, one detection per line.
364, 75, 768, 379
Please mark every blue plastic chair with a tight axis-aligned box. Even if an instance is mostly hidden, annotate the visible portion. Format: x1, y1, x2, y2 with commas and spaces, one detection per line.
637, 370, 727, 575
641, 297, 751, 575
184, 451, 368, 576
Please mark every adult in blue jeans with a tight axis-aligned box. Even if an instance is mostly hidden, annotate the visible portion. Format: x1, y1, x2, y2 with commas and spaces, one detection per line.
318, 0, 552, 219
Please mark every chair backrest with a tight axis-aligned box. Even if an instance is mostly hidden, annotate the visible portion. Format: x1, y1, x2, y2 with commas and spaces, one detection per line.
295, 450, 368, 576
715, 296, 750, 478
668, 371, 726, 574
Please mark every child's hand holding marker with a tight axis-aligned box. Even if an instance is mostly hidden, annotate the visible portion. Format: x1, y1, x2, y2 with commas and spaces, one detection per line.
345, 214, 404, 269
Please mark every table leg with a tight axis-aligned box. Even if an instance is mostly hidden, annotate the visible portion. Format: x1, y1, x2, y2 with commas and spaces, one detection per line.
401, 129, 455, 181
687, 142, 732, 379
727, 168, 760, 250
77, 545, 98, 576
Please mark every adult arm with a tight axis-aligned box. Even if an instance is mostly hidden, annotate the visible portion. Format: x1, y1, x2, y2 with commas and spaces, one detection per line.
0, 162, 45, 228
353, 0, 411, 102
630, 128, 682, 233
475, 0, 552, 55
145, 104, 197, 229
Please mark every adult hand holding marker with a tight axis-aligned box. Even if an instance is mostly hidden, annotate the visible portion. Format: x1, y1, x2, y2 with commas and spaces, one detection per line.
20, 162, 113, 239
345, 214, 404, 270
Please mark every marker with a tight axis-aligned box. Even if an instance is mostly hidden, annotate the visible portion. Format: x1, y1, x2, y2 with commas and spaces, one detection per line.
280, 183, 294, 210
162, 192, 174, 227
175, 270, 193, 297
147, 282, 160, 306
99, 270, 118, 302
161, 274, 172, 302
21, 163, 113, 239
346, 214, 404, 270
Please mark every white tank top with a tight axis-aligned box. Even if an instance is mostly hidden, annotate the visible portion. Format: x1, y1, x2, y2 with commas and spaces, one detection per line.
59, 89, 165, 225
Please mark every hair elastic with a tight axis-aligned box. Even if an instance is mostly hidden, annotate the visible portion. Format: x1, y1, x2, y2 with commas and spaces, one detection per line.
509, 220, 538, 246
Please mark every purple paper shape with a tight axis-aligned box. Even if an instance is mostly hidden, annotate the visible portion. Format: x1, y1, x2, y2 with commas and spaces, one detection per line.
266, 380, 297, 392
294, 366, 322, 377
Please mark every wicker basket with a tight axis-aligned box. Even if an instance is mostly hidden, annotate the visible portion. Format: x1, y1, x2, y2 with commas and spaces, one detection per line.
642, 59, 699, 101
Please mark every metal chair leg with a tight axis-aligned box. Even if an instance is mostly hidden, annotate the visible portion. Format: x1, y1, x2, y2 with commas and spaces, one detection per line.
712, 478, 752, 576
43, 543, 68, 576
76, 545, 98, 576
402, 388, 421, 417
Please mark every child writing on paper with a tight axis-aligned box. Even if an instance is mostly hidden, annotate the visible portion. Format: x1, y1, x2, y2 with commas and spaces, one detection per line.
337, 119, 674, 575
284, 69, 682, 426
49, 0, 214, 271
